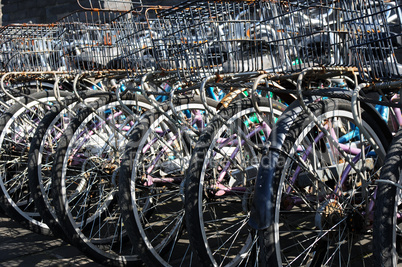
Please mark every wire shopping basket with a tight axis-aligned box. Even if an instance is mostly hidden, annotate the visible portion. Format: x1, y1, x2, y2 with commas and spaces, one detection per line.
77, 0, 143, 11
0, 24, 68, 73
57, 9, 127, 74
111, 7, 164, 76
150, 0, 352, 82
345, 0, 402, 81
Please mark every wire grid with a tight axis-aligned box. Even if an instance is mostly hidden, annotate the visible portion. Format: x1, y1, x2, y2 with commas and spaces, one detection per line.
77, 0, 143, 11
57, 10, 127, 74
0, 24, 67, 73
150, 0, 351, 82
111, 8, 160, 76
345, 0, 401, 82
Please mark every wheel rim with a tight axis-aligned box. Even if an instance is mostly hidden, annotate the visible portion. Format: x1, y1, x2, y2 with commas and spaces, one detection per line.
197, 105, 282, 266
0, 97, 59, 231
274, 109, 386, 266
130, 103, 211, 266
58, 100, 152, 261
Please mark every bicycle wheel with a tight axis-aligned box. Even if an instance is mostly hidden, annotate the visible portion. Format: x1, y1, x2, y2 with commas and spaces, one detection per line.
28, 90, 112, 239
260, 98, 390, 266
51, 93, 152, 266
185, 97, 285, 266
374, 128, 402, 266
0, 81, 55, 113
119, 95, 218, 266
0, 90, 71, 235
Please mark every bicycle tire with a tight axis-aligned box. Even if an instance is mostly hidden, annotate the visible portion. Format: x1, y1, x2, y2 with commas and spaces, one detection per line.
28, 90, 113, 240
0, 90, 71, 235
373, 128, 402, 267
0, 81, 55, 113
259, 98, 390, 266
119, 95, 218, 267
51, 93, 152, 266
185, 97, 286, 267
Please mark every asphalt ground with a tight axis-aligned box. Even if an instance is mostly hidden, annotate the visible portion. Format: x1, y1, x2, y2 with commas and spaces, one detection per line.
0, 210, 104, 267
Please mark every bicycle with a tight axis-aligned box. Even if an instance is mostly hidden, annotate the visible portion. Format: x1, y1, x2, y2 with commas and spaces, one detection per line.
247, 1, 401, 265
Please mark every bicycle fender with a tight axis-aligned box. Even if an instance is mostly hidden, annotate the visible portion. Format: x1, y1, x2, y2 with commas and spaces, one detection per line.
217, 88, 246, 110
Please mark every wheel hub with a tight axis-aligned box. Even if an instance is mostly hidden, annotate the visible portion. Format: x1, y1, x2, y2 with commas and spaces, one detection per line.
315, 199, 345, 231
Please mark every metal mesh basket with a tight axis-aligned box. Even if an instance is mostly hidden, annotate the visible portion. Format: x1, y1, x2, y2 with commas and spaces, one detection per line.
111, 8, 163, 75
0, 24, 67, 73
77, 0, 143, 11
345, 0, 402, 81
151, 0, 351, 82
57, 10, 127, 74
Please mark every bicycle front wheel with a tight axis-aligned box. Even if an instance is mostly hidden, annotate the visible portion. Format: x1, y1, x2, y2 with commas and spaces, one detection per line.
260, 98, 390, 266
28, 91, 112, 239
0, 90, 70, 235
51, 94, 152, 266
119, 95, 217, 266
185, 97, 285, 266
374, 128, 402, 266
